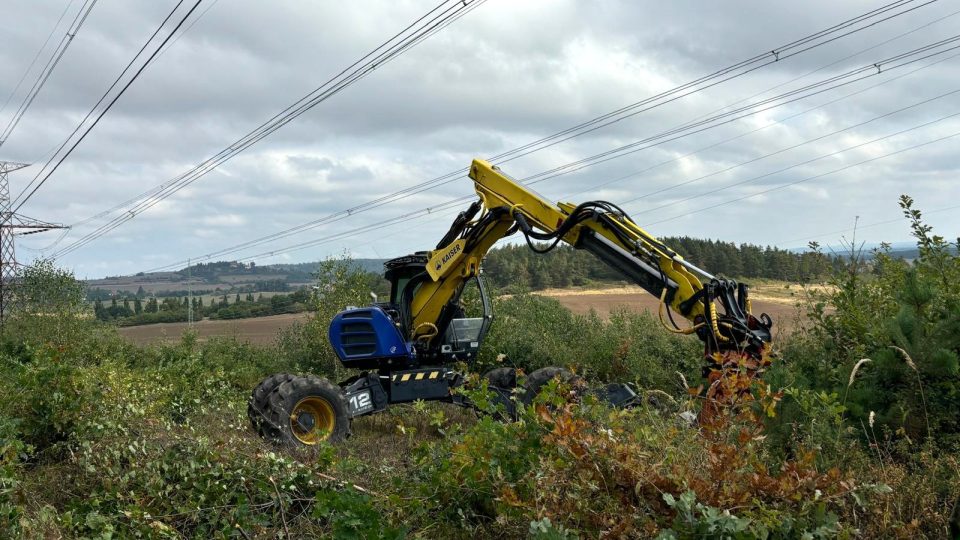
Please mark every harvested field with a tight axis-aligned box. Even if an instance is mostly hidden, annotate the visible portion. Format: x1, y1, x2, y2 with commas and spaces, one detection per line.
536, 287, 806, 338
119, 312, 310, 345
119, 285, 811, 345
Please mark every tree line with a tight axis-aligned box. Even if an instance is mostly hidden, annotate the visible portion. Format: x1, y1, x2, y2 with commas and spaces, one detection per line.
93, 289, 314, 326
90, 237, 836, 325
86, 280, 292, 302
481, 237, 837, 291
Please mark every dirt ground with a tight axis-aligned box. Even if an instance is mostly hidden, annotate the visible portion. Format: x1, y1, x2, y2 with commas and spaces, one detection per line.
119, 312, 311, 346
119, 286, 810, 346
535, 287, 806, 340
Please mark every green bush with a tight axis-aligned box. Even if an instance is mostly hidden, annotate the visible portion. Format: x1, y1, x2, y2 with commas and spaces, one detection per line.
0, 346, 102, 452
5, 259, 91, 349
0, 417, 30, 536
478, 294, 702, 393
0, 327, 398, 537
60, 435, 400, 538
2, 213, 959, 537
400, 382, 877, 538
785, 196, 960, 449
116, 309, 190, 326
276, 255, 372, 380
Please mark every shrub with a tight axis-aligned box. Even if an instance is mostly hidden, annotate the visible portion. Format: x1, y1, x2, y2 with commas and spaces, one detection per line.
0, 417, 30, 536
4, 259, 89, 349
401, 381, 877, 538
60, 435, 400, 538
478, 294, 702, 394
789, 196, 960, 448
0, 345, 102, 453
277, 255, 372, 380
0, 330, 401, 537
3, 213, 959, 537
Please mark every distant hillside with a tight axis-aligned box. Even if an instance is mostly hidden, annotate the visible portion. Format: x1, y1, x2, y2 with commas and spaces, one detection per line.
86, 259, 386, 298
268, 259, 386, 275
88, 238, 939, 299
865, 245, 956, 261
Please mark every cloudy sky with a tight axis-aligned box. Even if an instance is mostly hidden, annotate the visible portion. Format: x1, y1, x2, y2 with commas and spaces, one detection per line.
1, 0, 958, 278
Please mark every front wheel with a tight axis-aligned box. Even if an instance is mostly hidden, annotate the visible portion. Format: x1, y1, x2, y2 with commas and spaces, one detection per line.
482, 367, 517, 389
521, 366, 585, 406
482, 367, 518, 421
248, 373, 296, 438
263, 376, 351, 446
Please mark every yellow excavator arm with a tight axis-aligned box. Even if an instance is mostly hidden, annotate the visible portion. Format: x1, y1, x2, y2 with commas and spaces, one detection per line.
407, 158, 772, 361
251, 162, 775, 447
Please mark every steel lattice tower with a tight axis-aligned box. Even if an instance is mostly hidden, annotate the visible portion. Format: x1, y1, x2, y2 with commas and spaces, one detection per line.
0, 161, 67, 322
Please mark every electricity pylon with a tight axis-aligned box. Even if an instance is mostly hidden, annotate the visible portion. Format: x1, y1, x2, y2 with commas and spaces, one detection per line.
0, 161, 68, 323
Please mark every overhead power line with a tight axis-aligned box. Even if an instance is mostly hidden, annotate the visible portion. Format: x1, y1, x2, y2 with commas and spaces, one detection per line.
138, 31, 960, 272
561, 49, 960, 202
235, 198, 472, 264
491, 0, 940, 168
0, 0, 77, 119
46, 0, 482, 241
285, 0, 944, 215
50, 0, 489, 258
628, 5, 960, 151
161, 94, 960, 268
155, 0, 222, 60
614, 87, 960, 210
514, 34, 960, 187
161, 138, 954, 267
777, 202, 960, 247
55, 0, 934, 259
11, 0, 205, 213
0, 0, 99, 147
248, 117, 959, 263
361, 84, 960, 260
642, 125, 960, 227
239, 103, 960, 266
130, 0, 947, 272
621, 106, 960, 217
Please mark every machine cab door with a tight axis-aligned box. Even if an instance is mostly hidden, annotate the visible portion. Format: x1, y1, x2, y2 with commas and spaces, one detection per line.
439, 275, 493, 362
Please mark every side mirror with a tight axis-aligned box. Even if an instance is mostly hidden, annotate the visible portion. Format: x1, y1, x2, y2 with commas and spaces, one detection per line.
369, 291, 378, 303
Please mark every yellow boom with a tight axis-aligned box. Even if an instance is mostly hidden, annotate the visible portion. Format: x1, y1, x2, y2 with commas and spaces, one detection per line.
407, 159, 772, 359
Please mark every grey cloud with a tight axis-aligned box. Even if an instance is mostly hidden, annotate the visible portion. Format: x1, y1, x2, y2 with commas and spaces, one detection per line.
0, 0, 956, 277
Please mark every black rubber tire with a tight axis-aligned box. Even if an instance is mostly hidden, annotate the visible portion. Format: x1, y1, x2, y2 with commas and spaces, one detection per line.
264, 375, 351, 446
481, 367, 518, 421
521, 366, 585, 406
482, 367, 517, 389
248, 373, 296, 437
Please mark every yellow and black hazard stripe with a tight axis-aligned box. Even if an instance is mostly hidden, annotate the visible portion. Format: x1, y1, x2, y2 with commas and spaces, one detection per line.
390, 370, 442, 383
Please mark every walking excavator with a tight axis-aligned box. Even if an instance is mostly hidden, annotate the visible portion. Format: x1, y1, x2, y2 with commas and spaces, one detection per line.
247, 159, 774, 446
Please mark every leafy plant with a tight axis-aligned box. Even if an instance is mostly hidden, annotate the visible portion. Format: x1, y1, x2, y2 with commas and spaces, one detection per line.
796, 196, 960, 447
479, 294, 701, 393
1, 217, 958, 537
277, 253, 373, 379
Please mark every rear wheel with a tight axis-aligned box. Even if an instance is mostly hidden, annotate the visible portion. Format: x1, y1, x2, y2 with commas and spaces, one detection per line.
264, 376, 351, 446
521, 366, 585, 406
248, 373, 296, 437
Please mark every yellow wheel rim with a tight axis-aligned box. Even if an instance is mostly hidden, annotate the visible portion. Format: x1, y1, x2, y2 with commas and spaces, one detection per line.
289, 396, 335, 445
